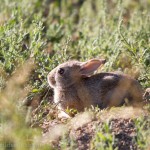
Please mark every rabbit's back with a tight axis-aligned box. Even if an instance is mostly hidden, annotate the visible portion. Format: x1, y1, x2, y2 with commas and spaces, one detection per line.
82, 72, 143, 108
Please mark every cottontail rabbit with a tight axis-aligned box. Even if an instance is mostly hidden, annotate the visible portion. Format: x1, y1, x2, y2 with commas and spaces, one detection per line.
47, 59, 144, 112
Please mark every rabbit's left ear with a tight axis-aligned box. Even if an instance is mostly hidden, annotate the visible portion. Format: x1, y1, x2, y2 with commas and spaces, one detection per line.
80, 59, 106, 76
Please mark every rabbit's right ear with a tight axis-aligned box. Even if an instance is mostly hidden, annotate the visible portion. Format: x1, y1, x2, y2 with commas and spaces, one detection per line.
80, 59, 106, 76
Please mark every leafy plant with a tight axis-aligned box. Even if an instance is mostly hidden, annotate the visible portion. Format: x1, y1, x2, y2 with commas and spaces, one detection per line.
91, 121, 117, 150
0, 0, 150, 149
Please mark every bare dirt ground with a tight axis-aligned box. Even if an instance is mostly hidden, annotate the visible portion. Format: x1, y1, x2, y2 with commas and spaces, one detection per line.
37, 107, 149, 150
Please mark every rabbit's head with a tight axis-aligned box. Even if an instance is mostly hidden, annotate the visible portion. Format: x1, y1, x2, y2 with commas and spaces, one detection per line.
47, 59, 106, 89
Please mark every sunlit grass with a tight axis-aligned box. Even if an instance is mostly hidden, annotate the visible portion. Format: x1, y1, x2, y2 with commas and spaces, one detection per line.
0, 0, 150, 149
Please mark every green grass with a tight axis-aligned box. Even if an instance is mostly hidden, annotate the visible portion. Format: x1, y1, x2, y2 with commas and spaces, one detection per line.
91, 121, 116, 150
0, 0, 150, 150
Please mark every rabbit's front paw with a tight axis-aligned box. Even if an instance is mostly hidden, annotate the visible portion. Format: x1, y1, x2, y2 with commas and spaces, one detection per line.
58, 111, 71, 119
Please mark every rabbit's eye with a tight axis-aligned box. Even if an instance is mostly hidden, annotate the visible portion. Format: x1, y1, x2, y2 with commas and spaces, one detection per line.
58, 68, 64, 75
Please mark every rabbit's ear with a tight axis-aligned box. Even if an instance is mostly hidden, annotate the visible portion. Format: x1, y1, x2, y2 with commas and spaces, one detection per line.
80, 59, 106, 76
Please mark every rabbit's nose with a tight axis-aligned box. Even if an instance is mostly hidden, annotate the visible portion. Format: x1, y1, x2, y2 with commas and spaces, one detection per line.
47, 73, 55, 81
47, 73, 52, 80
